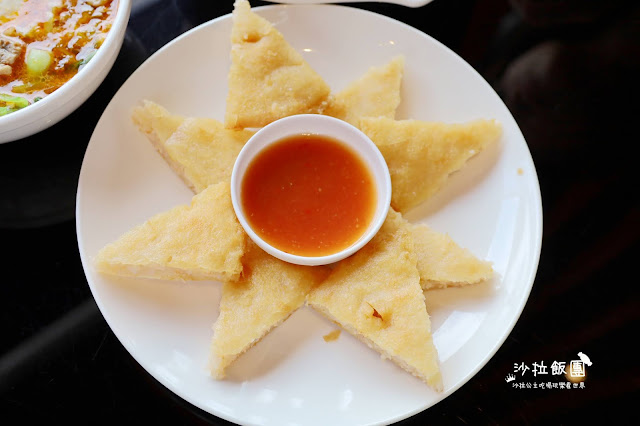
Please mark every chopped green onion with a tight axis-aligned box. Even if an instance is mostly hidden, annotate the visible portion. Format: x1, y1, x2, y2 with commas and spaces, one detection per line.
26, 48, 53, 75
0, 94, 31, 116
0, 105, 24, 116
78, 50, 97, 71
0, 94, 29, 108
11, 80, 53, 94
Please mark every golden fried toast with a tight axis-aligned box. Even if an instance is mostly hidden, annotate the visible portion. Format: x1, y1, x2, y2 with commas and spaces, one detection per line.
163, 117, 253, 193
410, 223, 493, 290
132, 101, 254, 194
324, 56, 404, 127
210, 242, 328, 379
131, 100, 185, 153
94, 182, 246, 282
225, 0, 331, 129
360, 117, 502, 213
307, 210, 443, 391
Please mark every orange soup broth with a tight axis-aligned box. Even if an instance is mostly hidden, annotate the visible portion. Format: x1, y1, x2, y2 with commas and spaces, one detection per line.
0, 0, 118, 102
242, 134, 377, 257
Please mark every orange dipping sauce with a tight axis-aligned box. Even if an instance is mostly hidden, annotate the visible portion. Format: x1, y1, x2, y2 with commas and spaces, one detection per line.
241, 134, 377, 257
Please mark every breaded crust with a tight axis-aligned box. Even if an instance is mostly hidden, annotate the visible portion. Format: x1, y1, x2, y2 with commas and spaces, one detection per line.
307, 210, 443, 392
324, 55, 405, 127
360, 117, 502, 213
224, 0, 331, 129
131, 100, 185, 163
209, 242, 329, 378
409, 223, 493, 290
132, 101, 254, 194
95, 182, 246, 282
164, 117, 253, 193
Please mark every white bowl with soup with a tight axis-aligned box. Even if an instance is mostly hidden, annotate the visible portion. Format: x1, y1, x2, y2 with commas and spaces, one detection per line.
0, 0, 131, 143
231, 114, 392, 266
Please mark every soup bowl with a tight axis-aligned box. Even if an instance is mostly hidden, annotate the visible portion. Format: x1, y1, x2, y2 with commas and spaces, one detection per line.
0, 0, 132, 144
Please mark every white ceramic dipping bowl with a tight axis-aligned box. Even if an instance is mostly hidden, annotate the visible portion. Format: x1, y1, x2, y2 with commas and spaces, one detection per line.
231, 114, 392, 266
0, 0, 132, 144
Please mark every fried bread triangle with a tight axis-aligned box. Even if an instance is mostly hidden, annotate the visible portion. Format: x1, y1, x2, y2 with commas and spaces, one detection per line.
224, 0, 331, 128
410, 223, 493, 290
94, 182, 245, 282
360, 117, 502, 213
324, 55, 405, 127
209, 242, 328, 378
131, 100, 185, 149
163, 117, 253, 193
133, 101, 254, 194
307, 210, 443, 391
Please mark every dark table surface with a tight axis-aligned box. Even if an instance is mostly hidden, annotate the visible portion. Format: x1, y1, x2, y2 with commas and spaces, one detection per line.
1, 0, 638, 424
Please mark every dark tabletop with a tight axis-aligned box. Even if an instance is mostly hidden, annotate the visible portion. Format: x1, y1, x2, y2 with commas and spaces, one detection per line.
1, 0, 638, 424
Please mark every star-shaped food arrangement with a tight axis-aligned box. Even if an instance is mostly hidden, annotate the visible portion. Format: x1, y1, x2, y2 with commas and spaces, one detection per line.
94, 0, 501, 393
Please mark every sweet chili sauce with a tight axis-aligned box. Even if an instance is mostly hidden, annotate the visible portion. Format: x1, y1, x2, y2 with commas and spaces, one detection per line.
241, 134, 377, 257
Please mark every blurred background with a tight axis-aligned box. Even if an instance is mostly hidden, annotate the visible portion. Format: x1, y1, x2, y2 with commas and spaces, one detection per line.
1, 0, 637, 424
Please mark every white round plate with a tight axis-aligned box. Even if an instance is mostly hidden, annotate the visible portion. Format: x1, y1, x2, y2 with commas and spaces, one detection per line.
77, 5, 542, 426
